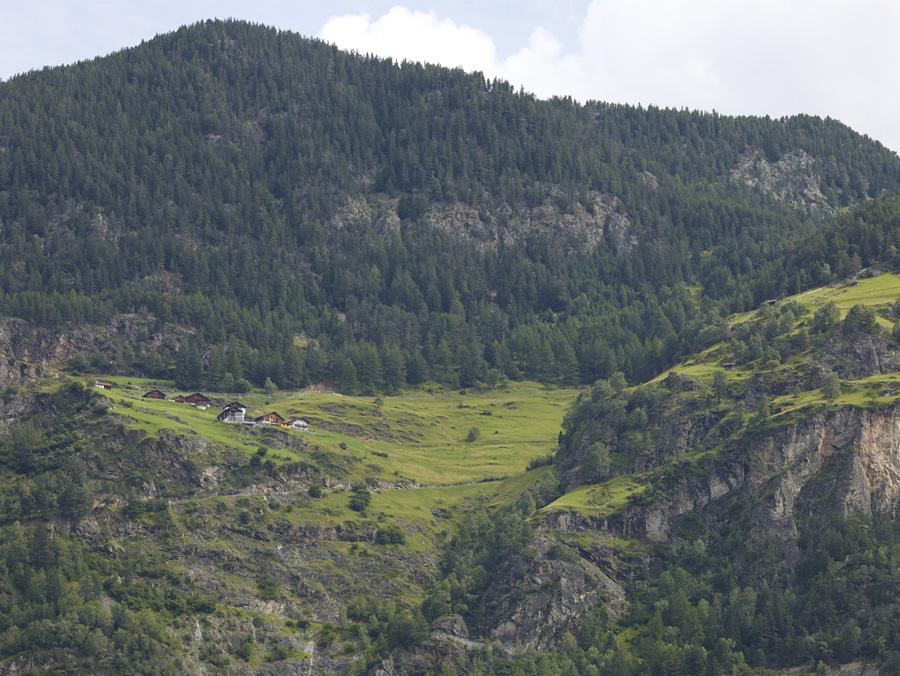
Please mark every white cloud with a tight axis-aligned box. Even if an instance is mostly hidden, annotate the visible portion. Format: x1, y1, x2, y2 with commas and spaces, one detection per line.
320, 6, 497, 73
320, 1, 900, 151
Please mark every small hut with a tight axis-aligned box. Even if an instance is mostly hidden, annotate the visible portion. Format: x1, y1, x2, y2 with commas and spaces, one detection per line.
255, 411, 287, 426
183, 393, 212, 409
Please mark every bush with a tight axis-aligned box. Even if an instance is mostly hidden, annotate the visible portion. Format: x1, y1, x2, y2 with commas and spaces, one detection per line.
308, 484, 322, 498
348, 485, 371, 513
581, 441, 610, 482
235, 639, 255, 661
842, 304, 878, 334
527, 453, 555, 470
375, 525, 406, 545
822, 373, 841, 400
811, 302, 840, 333
466, 427, 480, 443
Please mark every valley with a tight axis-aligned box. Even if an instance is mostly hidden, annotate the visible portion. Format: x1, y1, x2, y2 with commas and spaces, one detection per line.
2, 271, 898, 673
0, 17, 899, 675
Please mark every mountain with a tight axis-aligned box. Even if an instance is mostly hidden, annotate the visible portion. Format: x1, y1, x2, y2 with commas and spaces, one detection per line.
1, 269, 897, 675
1, 18, 900, 676
376, 269, 900, 674
1, 19, 899, 393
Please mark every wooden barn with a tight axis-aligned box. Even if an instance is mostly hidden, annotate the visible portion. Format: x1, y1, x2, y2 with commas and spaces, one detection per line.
94, 380, 115, 390
183, 393, 212, 408
255, 411, 286, 426
143, 389, 166, 400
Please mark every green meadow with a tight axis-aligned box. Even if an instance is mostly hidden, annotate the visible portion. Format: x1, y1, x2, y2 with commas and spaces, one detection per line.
81, 378, 577, 610
657, 272, 900, 383
545, 272, 900, 519
89, 377, 578, 486
84, 273, 900, 526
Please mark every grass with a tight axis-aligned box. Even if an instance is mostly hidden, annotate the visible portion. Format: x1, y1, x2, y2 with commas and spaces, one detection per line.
85, 378, 579, 485
541, 475, 648, 517
656, 272, 900, 385
772, 372, 900, 414
791, 272, 900, 316
85, 380, 266, 457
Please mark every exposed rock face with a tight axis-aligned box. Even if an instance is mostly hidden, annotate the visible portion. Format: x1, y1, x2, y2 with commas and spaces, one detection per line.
488, 542, 625, 649
424, 191, 634, 254
731, 149, 833, 215
0, 315, 189, 388
553, 405, 900, 552
373, 616, 485, 676
327, 190, 635, 255
822, 330, 900, 379
329, 196, 401, 234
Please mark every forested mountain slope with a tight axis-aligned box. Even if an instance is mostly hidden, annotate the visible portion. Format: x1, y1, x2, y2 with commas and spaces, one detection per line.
2, 18, 900, 675
1, 19, 899, 391
373, 270, 900, 675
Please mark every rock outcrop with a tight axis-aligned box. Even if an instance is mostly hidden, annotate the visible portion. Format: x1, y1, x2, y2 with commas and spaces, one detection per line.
731, 149, 832, 215
0, 315, 189, 388
327, 189, 635, 255
550, 404, 900, 554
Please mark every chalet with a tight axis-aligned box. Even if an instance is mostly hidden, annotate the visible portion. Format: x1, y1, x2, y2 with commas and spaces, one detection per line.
722, 362, 736, 371
289, 418, 309, 431
143, 389, 166, 400
224, 401, 248, 411
217, 406, 246, 424
183, 393, 212, 409
173, 395, 187, 403
255, 411, 287, 426
94, 380, 115, 390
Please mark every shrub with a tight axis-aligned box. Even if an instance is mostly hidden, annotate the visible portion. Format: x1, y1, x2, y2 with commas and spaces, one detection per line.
235, 640, 255, 661
375, 525, 406, 545
842, 304, 879, 334
811, 302, 840, 333
581, 441, 610, 482
466, 427, 480, 443
822, 373, 841, 400
527, 453, 555, 470
348, 485, 371, 513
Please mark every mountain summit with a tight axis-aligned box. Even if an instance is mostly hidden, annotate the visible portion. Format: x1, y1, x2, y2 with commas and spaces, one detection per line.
1, 19, 898, 393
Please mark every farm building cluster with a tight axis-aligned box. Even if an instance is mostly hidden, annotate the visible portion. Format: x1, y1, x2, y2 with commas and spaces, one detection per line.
93, 381, 308, 431
213, 401, 308, 431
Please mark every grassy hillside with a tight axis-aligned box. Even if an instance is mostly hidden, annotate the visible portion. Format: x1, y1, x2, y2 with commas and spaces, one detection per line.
548, 270, 900, 518
88, 378, 575, 484
0, 376, 576, 671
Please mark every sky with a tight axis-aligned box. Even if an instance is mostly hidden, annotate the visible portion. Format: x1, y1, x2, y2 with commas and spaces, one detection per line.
2, 1, 899, 152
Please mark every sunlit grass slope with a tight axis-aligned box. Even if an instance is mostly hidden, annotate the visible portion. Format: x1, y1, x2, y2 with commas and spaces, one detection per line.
89, 377, 577, 486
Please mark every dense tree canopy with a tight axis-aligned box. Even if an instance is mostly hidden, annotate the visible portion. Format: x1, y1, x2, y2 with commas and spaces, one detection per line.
1, 20, 899, 391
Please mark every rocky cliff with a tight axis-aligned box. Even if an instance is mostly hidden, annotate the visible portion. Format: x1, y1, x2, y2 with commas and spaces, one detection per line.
731, 149, 833, 215
0, 315, 188, 388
